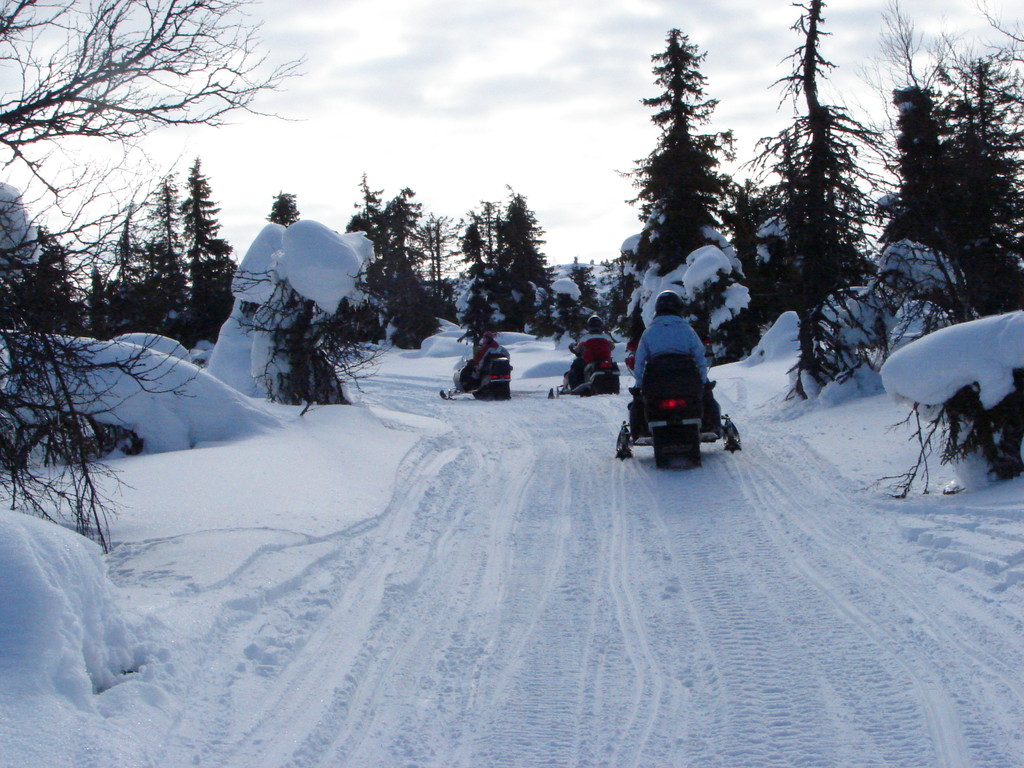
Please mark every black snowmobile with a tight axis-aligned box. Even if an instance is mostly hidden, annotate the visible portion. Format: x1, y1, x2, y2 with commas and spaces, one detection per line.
442, 353, 513, 401
615, 353, 740, 467
552, 359, 622, 397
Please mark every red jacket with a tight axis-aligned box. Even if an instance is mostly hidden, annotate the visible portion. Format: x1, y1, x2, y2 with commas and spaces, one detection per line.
472, 338, 506, 369
575, 333, 615, 364
624, 338, 638, 372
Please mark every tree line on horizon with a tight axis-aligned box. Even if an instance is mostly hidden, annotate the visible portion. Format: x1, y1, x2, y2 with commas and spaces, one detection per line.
25, 3, 1022, 371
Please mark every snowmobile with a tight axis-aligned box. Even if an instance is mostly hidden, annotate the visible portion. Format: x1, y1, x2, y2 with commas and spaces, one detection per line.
441, 353, 513, 401
551, 359, 622, 398
614, 353, 740, 467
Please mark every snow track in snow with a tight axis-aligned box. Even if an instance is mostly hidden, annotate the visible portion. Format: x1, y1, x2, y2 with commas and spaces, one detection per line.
145, 374, 1024, 767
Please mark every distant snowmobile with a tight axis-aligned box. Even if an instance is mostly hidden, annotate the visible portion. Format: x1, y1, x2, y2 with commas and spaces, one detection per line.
551, 359, 621, 398
441, 352, 513, 401
552, 316, 620, 398
615, 353, 740, 467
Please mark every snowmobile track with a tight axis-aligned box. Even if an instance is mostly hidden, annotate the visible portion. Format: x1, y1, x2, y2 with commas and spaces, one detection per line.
149, 374, 1024, 768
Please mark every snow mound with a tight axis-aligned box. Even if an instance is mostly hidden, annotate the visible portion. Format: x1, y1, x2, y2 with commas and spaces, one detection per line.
113, 333, 189, 361
206, 302, 267, 398
551, 277, 582, 301
233, 223, 284, 305
400, 322, 471, 359
0, 182, 37, 264
277, 222, 373, 313
495, 332, 539, 347
881, 312, 1024, 408
519, 359, 567, 379
745, 311, 799, 365
682, 245, 732, 299
82, 339, 279, 453
413, 334, 472, 358
0, 511, 136, 709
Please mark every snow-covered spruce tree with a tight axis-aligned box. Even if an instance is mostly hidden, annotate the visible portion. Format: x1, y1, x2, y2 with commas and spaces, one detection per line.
937, 53, 1024, 318
180, 158, 235, 348
249, 222, 377, 406
881, 313, 1024, 493
534, 275, 586, 341
860, 43, 1023, 362
718, 180, 794, 359
606, 238, 641, 332
267, 191, 300, 227
566, 258, 600, 312
417, 212, 461, 312
455, 212, 502, 342
348, 181, 439, 348
137, 174, 190, 340
868, 83, 963, 352
494, 189, 550, 333
627, 29, 746, 351
754, 0, 877, 398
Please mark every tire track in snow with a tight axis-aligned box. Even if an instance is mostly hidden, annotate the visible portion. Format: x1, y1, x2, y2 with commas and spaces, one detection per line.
154, 370, 1024, 767
731, 427, 1024, 768
156, 433, 471, 767
628, 453, 853, 767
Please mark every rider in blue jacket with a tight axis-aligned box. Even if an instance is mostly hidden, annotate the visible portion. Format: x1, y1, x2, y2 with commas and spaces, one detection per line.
631, 290, 722, 438
633, 293, 708, 385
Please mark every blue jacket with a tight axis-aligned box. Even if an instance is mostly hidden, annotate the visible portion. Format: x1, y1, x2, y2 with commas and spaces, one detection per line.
633, 314, 708, 385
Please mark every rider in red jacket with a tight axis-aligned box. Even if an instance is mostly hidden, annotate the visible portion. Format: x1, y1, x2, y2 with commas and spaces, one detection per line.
565, 316, 616, 390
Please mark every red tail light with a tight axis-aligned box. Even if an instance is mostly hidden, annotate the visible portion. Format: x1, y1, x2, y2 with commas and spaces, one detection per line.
659, 398, 688, 410
599, 362, 614, 370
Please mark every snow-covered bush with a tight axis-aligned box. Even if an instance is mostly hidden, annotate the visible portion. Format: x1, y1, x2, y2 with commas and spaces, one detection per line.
0, 183, 38, 267
207, 223, 285, 396
626, 231, 750, 359
229, 221, 377, 405
881, 312, 1024, 491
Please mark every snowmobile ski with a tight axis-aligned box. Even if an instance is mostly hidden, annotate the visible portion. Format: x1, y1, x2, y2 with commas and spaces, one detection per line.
722, 415, 741, 452
615, 422, 633, 459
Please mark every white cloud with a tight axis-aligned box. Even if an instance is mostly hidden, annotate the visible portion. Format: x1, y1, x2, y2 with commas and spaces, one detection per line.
138, 0, 1007, 267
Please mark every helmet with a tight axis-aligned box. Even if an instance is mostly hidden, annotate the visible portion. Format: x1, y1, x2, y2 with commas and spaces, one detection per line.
481, 330, 496, 343
654, 290, 684, 317
585, 315, 604, 333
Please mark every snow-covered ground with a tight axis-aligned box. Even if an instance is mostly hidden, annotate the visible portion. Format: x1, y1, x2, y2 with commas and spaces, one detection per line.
4, 325, 1024, 767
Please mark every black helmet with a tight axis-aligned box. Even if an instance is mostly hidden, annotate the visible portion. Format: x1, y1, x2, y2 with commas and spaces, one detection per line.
585, 315, 604, 333
654, 290, 684, 316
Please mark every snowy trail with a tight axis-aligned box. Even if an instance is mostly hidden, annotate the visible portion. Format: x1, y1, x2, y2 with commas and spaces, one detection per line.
145, 371, 1024, 768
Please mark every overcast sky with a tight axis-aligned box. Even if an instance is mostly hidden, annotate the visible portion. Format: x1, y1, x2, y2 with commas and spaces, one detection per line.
144, 0, 1010, 266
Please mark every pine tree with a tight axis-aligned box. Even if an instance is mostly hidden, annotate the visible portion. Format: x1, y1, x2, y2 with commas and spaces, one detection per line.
417, 212, 460, 312
872, 51, 1024, 356
20, 228, 83, 334
719, 180, 794, 357
630, 30, 733, 278
267, 191, 300, 227
567, 258, 599, 311
348, 181, 438, 348
494, 189, 548, 332
180, 158, 235, 346
755, 0, 877, 398
103, 207, 148, 336
456, 214, 500, 341
137, 174, 189, 339
938, 54, 1024, 317
621, 29, 746, 353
